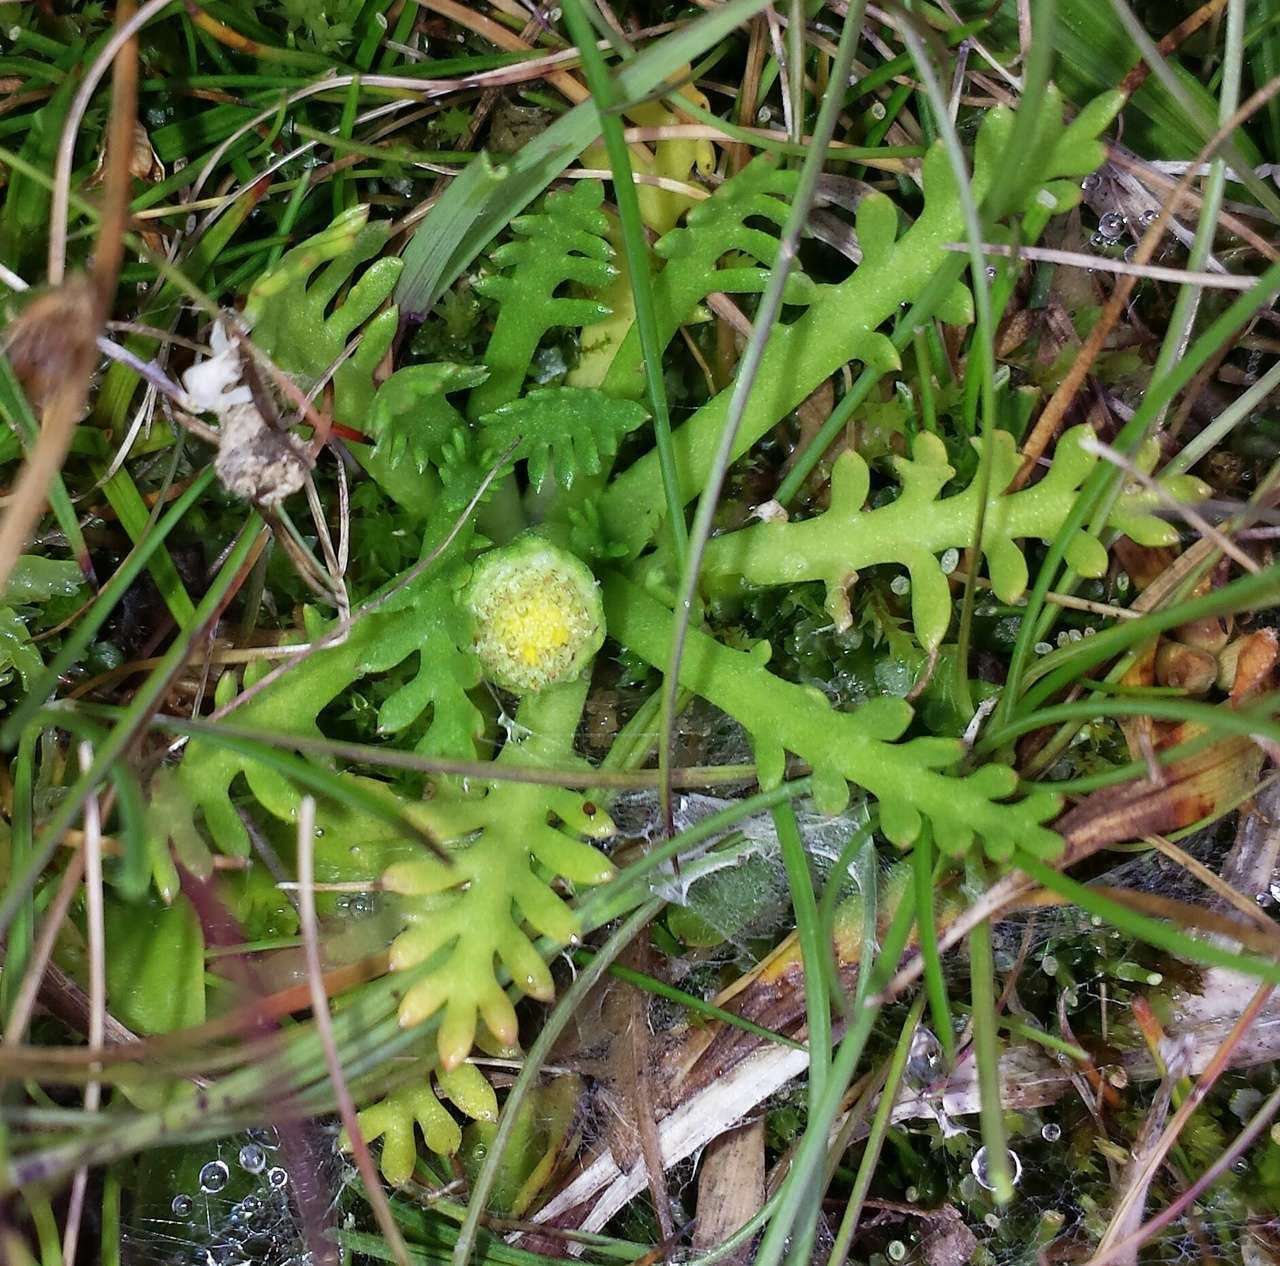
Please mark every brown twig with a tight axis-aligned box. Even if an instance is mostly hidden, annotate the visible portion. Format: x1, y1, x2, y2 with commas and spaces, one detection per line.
297, 797, 411, 1266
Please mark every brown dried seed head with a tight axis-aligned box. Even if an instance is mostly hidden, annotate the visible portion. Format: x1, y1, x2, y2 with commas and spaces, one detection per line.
1154, 641, 1216, 696
3, 275, 100, 411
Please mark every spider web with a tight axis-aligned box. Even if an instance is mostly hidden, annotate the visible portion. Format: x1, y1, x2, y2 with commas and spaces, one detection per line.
120, 1126, 351, 1266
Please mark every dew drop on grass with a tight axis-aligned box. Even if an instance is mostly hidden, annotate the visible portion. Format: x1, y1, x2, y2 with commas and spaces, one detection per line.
198, 1160, 229, 1193
1098, 211, 1127, 239
171, 1194, 193, 1217
267, 1167, 289, 1189
888, 1241, 907, 1261
971, 1146, 1022, 1192
238, 1142, 266, 1174
1041, 1122, 1061, 1142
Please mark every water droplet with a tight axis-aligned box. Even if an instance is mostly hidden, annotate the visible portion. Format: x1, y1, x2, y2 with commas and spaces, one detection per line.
906, 1027, 944, 1086
939, 548, 959, 576
199, 1160, 229, 1193
1140, 209, 1158, 227
1082, 174, 1099, 192
888, 1240, 907, 1262
890, 574, 911, 596
1106, 1066, 1128, 1089
267, 1166, 289, 1189
1232, 1156, 1250, 1175
756, 105, 773, 124
984, 1213, 1001, 1230
1098, 211, 1127, 239
985, 265, 998, 280
1041, 954, 1059, 975
171, 1194, 193, 1217
1041, 1122, 1061, 1142
871, 102, 887, 121
905, 1186, 919, 1203
239, 1143, 266, 1174
241, 1195, 260, 1214
971, 1146, 1022, 1192
1034, 641, 1053, 656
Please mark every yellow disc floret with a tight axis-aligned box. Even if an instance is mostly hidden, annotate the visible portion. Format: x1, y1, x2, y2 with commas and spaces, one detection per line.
464, 535, 605, 694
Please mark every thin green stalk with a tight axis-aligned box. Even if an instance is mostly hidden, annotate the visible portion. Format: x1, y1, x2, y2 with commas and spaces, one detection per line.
756, 884, 917, 1266
1163, 356, 1280, 477
913, 325, 938, 434
30, 1196, 61, 1266
966, 855, 1012, 1204
952, 1005, 1088, 1063
775, 801, 832, 1098
826, 992, 926, 1266
451, 899, 664, 1266
0, 728, 36, 1025
817, 816, 877, 1016
266, 167, 312, 269
1144, 0, 1242, 429
560, 0, 686, 567
0, 464, 217, 748
101, 1167, 122, 1266
913, 823, 954, 1061
0, 517, 264, 943
659, 0, 870, 838
787, 0, 805, 146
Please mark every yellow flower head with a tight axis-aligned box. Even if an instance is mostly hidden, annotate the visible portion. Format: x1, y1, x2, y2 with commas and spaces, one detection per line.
465, 536, 604, 694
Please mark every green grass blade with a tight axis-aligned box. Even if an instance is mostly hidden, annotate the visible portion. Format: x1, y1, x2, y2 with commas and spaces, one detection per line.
394, 0, 776, 319
826, 992, 926, 1266
774, 800, 833, 1103
966, 856, 1013, 1204
914, 823, 954, 1061
561, 0, 687, 565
